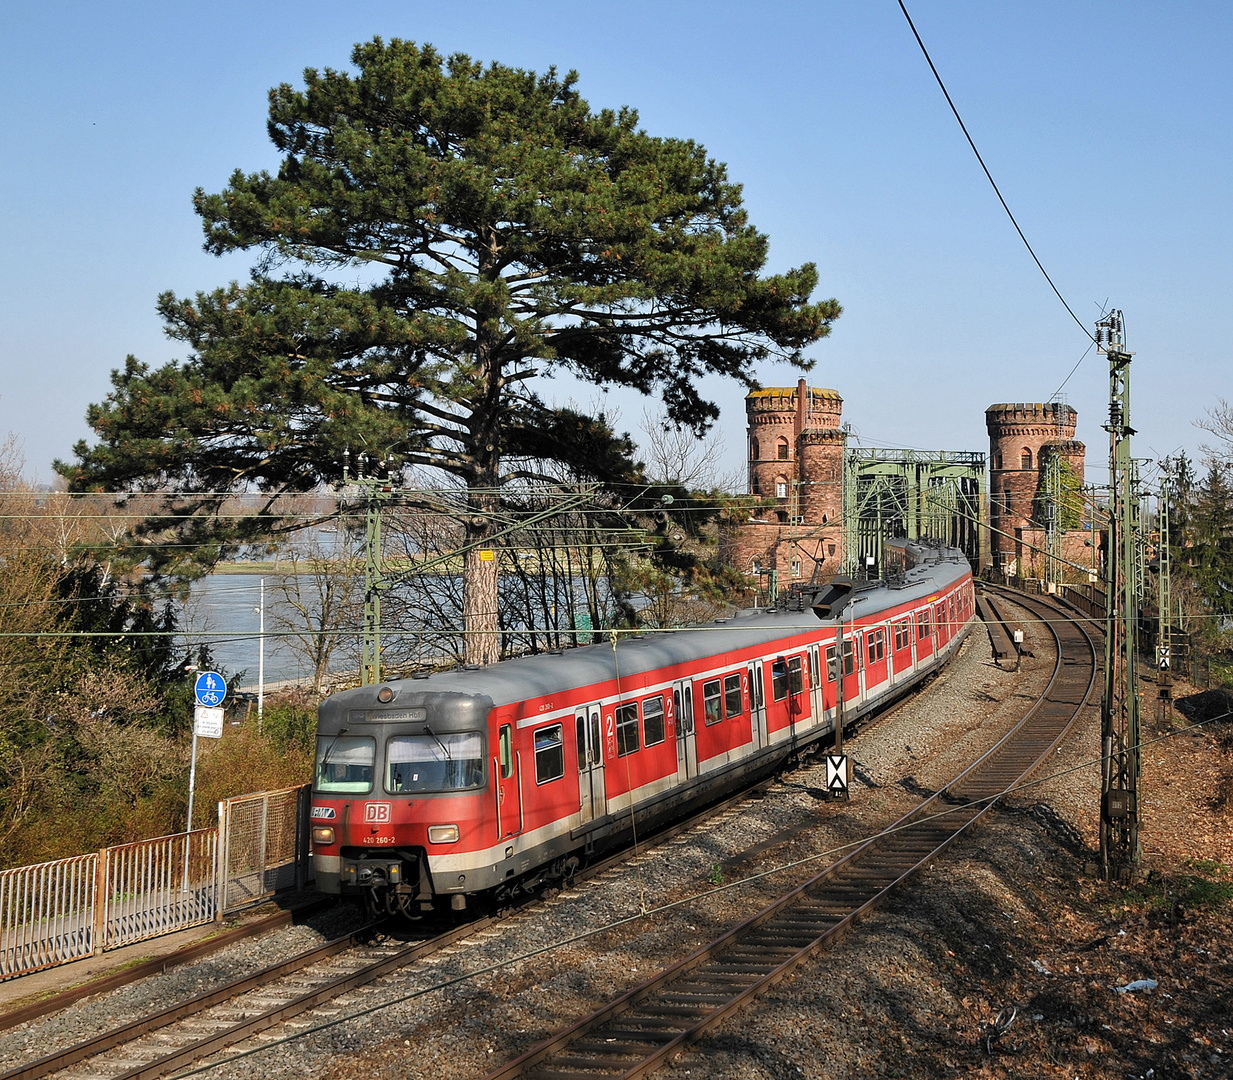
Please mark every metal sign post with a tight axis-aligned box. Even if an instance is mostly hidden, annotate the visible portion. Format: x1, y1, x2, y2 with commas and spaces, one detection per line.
187, 673, 227, 833
185, 672, 226, 891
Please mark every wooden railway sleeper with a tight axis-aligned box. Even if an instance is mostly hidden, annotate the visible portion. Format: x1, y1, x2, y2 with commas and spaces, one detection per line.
586, 1026, 678, 1043
532, 1068, 630, 1080
565, 1040, 654, 1055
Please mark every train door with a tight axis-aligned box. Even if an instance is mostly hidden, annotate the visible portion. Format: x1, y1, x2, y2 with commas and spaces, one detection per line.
747, 662, 768, 749
864, 626, 888, 689
915, 608, 933, 660
891, 618, 913, 680
808, 646, 824, 726
493, 720, 522, 839
672, 680, 698, 781
845, 633, 863, 704
575, 705, 606, 824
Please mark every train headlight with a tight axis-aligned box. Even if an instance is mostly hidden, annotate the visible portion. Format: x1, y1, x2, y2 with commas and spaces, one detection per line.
427, 825, 460, 844
312, 826, 336, 845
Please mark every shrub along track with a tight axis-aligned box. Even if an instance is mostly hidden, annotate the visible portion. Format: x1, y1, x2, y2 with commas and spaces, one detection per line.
483, 592, 1096, 1080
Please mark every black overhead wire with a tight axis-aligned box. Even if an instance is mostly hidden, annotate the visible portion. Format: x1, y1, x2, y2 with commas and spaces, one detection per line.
895, 0, 1096, 346
1048, 340, 1096, 401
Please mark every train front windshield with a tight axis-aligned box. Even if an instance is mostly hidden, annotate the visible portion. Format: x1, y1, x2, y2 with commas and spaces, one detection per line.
315, 736, 375, 793
387, 732, 484, 793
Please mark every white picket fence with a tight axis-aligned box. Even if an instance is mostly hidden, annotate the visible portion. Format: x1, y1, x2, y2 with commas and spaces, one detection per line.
0, 784, 312, 981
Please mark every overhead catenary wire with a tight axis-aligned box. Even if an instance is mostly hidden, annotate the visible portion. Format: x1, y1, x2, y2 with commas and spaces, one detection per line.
895, 0, 1096, 347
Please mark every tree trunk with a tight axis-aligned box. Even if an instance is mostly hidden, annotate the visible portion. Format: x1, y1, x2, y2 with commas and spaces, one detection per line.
463, 512, 500, 665
464, 257, 503, 666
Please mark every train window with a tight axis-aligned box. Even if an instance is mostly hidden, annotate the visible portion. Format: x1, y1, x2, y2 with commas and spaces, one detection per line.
702, 679, 723, 724
893, 619, 911, 651
826, 645, 837, 682
917, 609, 930, 640
590, 711, 602, 764
866, 629, 885, 664
314, 736, 375, 794
809, 649, 820, 688
499, 724, 513, 779
842, 640, 856, 676
534, 725, 565, 784
387, 731, 485, 793
616, 703, 640, 755
576, 715, 588, 771
643, 696, 666, 746
724, 673, 743, 718
788, 656, 803, 695
771, 660, 788, 701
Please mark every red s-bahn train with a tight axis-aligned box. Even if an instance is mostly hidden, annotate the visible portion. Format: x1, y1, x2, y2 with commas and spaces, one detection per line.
310, 538, 974, 914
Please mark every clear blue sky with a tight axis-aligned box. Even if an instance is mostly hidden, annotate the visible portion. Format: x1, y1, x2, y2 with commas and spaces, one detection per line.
2, 1, 1229, 486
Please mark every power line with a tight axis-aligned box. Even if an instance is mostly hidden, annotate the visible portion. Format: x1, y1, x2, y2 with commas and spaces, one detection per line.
895, 0, 1095, 345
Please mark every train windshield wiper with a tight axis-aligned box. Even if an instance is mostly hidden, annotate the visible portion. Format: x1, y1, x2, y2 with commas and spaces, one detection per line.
319, 727, 348, 771
424, 723, 452, 760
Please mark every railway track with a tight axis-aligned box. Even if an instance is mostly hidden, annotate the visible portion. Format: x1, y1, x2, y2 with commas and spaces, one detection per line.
4, 600, 1041, 1080
0, 773, 789, 1080
483, 591, 1096, 1080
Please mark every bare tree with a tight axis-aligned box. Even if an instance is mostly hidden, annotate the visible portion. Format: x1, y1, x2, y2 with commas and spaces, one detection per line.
1199, 397, 1233, 465
639, 408, 743, 492
269, 529, 364, 695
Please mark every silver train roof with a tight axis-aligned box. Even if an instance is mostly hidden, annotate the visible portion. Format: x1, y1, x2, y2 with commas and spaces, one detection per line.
321, 542, 970, 718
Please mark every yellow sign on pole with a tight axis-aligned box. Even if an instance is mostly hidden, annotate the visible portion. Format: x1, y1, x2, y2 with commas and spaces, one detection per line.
479, 549, 495, 562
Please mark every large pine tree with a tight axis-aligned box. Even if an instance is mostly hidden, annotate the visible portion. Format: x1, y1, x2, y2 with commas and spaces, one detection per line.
60, 39, 840, 663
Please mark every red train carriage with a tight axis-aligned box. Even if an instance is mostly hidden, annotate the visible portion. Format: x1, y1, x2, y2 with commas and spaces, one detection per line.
310, 539, 975, 915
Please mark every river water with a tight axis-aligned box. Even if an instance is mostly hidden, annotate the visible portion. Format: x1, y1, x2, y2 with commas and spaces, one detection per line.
186, 570, 613, 691
184, 574, 327, 689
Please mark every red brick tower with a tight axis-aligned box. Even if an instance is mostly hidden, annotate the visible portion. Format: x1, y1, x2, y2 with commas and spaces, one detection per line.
728, 380, 845, 589
985, 402, 1086, 575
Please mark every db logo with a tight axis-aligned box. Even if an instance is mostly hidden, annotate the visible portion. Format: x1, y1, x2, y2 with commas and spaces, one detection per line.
364, 803, 392, 824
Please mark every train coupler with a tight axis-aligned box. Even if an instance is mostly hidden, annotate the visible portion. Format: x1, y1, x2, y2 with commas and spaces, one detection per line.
340, 858, 403, 888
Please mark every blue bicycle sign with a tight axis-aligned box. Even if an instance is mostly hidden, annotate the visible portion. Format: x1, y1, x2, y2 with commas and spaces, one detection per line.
194, 671, 228, 708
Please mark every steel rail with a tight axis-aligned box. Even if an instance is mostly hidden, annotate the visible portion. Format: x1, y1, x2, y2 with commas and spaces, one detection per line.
2, 776, 783, 1080
0, 918, 405, 1080
483, 594, 1096, 1080
0, 898, 339, 1035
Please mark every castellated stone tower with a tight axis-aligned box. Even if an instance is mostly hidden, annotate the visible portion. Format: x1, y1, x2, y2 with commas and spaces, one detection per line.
727, 379, 845, 588
985, 402, 1087, 575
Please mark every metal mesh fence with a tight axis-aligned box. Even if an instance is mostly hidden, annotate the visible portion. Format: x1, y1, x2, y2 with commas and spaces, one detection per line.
219, 785, 311, 914
1, 785, 314, 982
